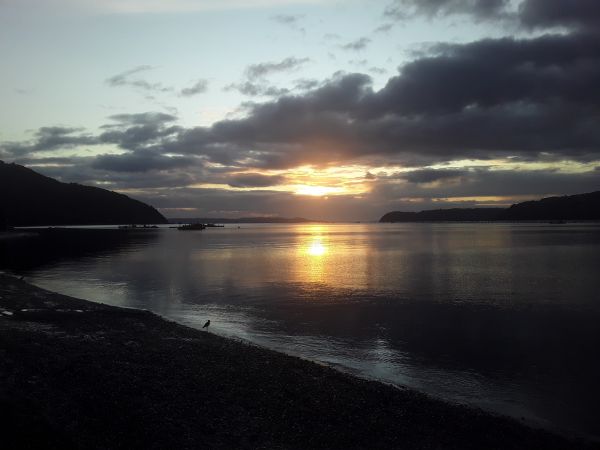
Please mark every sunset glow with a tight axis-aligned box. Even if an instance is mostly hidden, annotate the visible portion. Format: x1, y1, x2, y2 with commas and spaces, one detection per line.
295, 185, 343, 197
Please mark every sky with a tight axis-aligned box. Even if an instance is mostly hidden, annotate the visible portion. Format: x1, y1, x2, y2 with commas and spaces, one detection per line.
1, 0, 599, 221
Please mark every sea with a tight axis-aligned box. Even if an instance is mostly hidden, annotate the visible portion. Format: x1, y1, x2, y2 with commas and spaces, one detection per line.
15, 222, 600, 440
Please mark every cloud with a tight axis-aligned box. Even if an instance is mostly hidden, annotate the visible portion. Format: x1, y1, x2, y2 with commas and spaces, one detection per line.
375, 168, 600, 201
519, 0, 600, 30
384, 0, 511, 21
104, 112, 177, 126
180, 79, 209, 97
7, 25, 600, 170
341, 37, 371, 51
92, 151, 196, 173
106, 66, 172, 93
293, 78, 321, 91
55, 27, 599, 171
2, 127, 98, 156
271, 14, 303, 25
270, 14, 306, 34
226, 57, 310, 97
226, 173, 286, 188
245, 57, 310, 79
368, 67, 387, 75
373, 23, 394, 33
225, 81, 290, 97
400, 169, 468, 184
384, 0, 600, 31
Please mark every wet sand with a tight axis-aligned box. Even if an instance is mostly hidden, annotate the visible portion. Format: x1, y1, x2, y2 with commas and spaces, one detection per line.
0, 274, 595, 449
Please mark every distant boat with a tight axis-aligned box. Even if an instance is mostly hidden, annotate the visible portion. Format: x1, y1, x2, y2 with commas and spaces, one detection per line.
177, 223, 206, 231
204, 223, 224, 228
548, 220, 567, 224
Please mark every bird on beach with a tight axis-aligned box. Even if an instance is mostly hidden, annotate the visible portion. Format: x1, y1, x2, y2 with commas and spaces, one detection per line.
203, 320, 211, 329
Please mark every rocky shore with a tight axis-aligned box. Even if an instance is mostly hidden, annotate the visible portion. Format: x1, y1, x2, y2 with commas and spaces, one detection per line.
0, 274, 596, 449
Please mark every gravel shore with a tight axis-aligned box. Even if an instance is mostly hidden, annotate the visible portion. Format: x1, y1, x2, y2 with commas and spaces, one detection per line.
0, 274, 595, 449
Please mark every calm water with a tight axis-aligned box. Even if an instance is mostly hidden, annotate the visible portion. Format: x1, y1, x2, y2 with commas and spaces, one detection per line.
21, 223, 600, 440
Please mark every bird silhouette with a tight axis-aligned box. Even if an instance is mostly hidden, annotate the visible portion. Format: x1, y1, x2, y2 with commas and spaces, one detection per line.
203, 320, 211, 329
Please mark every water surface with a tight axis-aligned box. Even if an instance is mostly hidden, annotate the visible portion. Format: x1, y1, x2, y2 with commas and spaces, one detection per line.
21, 223, 600, 439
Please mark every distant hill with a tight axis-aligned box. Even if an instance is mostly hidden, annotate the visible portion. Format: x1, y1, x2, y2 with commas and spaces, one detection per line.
380, 191, 600, 223
168, 217, 319, 224
0, 161, 167, 227
500, 191, 600, 221
380, 208, 503, 223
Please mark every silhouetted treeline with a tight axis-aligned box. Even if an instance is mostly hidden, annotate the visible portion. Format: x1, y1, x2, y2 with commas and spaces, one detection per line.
380, 191, 600, 222
380, 208, 503, 223
501, 191, 600, 221
0, 161, 167, 226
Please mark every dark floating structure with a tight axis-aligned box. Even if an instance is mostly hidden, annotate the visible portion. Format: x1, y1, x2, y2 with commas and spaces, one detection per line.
177, 223, 207, 231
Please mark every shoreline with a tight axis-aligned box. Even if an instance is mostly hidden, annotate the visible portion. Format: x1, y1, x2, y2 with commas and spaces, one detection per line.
1, 274, 596, 449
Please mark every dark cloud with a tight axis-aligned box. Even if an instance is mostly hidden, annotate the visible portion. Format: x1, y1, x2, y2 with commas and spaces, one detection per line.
34, 161, 204, 190
401, 169, 468, 183
341, 37, 371, 51
169, 29, 600, 166
519, 0, 600, 30
92, 151, 196, 173
98, 113, 181, 151
7, 26, 600, 171
366, 32, 600, 117
374, 168, 600, 201
385, 0, 600, 31
180, 79, 209, 97
384, 0, 510, 20
2, 127, 98, 156
104, 112, 177, 126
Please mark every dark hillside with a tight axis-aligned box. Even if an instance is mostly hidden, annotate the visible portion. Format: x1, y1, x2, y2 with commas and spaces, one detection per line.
380, 191, 600, 222
0, 161, 166, 226
500, 191, 600, 221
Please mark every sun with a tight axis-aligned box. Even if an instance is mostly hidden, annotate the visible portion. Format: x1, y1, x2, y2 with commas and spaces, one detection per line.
295, 185, 342, 196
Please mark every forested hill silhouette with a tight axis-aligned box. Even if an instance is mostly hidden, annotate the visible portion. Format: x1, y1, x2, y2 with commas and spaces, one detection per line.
380, 191, 600, 223
0, 161, 167, 227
